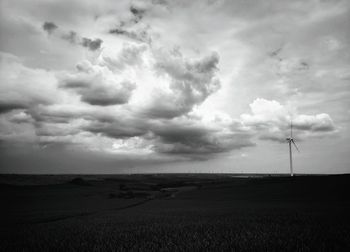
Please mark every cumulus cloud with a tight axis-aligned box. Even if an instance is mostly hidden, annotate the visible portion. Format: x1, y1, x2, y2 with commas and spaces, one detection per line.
293, 114, 335, 132
24, 41, 246, 158
241, 98, 336, 142
23, 104, 253, 159
0, 44, 338, 166
59, 60, 136, 106
49, 44, 244, 157
81, 108, 254, 157
40, 42, 251, 158
139, 50, 221, 118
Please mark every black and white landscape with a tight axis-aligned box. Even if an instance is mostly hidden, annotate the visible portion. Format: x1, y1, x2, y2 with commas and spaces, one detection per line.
0, 0, 349, 251
1, 174, 350, 251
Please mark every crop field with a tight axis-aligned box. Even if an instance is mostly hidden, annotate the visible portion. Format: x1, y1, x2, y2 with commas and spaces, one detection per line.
1, 174, 350, 251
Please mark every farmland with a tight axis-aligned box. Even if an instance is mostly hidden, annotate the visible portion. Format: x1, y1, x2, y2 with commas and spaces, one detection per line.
1, 174, 350, 251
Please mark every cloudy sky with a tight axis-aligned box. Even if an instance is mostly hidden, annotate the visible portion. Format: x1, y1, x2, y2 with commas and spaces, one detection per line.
0, 0, 349, 174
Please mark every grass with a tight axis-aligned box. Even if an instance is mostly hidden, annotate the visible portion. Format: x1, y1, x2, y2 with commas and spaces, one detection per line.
0, 174, 349, 251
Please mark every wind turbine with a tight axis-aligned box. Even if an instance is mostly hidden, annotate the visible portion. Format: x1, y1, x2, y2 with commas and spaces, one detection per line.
286, 121, 299, 176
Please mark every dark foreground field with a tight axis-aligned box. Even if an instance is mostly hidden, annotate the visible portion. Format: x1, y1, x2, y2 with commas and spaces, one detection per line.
1, 174, 350, 251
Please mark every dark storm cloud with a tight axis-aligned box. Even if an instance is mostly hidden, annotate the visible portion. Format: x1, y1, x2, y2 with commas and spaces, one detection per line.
42, 21, 57, 34
61, 78, 136, 106
28, 103, 128, 126
140, 106, 189, 119
34, 45, 246, 157
26, 104, 148, 141
81, 38, 103, 51
81, 117, 254, 156
84, 119, 147, 139
80, 83, 134, 106
152, 123, 254, 155
0, 102, 27, 114
154, 123, 211, 144
42, 22, 103, 51
29, 107, 78, 124
35, 122, 80, 137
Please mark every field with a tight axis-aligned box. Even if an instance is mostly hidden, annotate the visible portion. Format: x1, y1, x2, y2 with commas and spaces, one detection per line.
1, 174, 350, 251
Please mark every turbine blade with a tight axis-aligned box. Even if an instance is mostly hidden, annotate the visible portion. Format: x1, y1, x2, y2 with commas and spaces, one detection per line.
292, 139, 300, 152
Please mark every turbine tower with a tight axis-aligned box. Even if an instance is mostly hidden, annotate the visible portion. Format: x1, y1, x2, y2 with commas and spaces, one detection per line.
286, 121, 299, 176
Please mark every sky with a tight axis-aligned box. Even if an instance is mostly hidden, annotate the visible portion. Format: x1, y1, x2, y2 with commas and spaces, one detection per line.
0, 0, 349, 174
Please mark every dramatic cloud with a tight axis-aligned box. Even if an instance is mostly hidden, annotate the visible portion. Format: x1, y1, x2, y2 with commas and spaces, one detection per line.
0, 0, 349, 173
139, 50, 220, 118
12, 40, 245, 158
